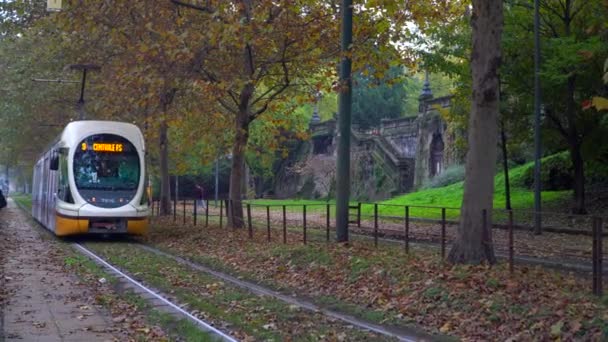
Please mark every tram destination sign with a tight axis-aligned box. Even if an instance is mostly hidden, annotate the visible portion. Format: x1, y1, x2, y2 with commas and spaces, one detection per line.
81, 143, 124, 153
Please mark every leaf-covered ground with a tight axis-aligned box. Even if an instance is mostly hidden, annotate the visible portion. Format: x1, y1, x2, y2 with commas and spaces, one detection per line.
84, 241, 396, 341
145, 218, 608, 341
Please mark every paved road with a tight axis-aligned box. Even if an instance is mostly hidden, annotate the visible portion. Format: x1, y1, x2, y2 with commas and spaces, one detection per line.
0, 199, 121, 341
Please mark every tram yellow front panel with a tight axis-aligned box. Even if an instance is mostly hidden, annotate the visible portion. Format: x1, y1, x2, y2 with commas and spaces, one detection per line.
55, 214, 89, 236
127, 218, 148, 235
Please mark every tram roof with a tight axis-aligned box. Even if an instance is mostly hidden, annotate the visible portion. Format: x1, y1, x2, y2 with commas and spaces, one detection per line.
36, 120, 145, 163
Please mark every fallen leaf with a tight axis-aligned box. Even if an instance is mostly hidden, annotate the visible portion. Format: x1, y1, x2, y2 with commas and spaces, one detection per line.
550, 320, 564, 337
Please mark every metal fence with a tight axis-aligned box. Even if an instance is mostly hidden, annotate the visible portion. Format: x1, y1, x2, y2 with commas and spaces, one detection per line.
149, 199, 605, 296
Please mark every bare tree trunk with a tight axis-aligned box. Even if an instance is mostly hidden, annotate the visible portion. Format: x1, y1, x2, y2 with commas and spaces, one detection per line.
159, 119, 171, 215
564, 75, 587, 214
228, 112, 249, 228
448, 0, 503, 264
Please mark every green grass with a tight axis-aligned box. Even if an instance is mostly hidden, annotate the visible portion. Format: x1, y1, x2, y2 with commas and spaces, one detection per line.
63, 246, 218, 341
10, 193, 32, 211
387, 159, 569, 208
246, 158, 572, 219
365, 159, 570, 218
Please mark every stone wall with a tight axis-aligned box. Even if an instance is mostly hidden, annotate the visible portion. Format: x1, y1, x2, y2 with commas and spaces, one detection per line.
271, 94, 456, 199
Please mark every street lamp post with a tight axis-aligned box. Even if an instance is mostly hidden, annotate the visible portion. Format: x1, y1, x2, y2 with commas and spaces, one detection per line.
335, 0, 353, 243
533, 0, 542, 234
68, 64, 101, 120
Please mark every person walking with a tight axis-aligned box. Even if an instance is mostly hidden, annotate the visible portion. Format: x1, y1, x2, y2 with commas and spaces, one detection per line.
0, 189, 7, 209
195, 184, 206, 209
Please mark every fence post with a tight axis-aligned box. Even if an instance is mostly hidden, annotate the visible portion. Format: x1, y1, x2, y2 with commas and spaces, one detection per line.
219, 200, 223, 229
205, 200, 209, 227
374, 203, 378, 248
183, 199, 186, 225
357, 202, 361, 227
482, 209, 488, 256
247, 204, 253, 239
282, 205, 287, 244
508, 210, 514, 275
441, 208, 446, 259
326, 203, 330, 242
598, 217, 603, 297
593, 217, 598, 296
229, 200, 233, 230
193, 199, 197, 226
303, 205, 307, 245
225, 200, 230, 221
173, 199, 177, 222
404, 206, 409, 253
151, 200, 154, 216
593, 217, 603, 296
266, 205, 271, 242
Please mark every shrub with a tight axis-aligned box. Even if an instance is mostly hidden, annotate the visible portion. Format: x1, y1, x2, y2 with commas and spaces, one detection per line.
521, 153, 573, 191
422, 164, 465, 189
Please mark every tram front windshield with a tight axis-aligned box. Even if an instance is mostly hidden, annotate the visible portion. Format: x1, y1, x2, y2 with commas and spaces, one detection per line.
73, 134, 140, 208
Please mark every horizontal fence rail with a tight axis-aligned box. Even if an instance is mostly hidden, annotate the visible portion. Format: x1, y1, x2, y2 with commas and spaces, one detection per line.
149, 199, 605, 296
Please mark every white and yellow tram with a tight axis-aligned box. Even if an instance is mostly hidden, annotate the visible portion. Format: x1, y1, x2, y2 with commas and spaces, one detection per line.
32, 121, 148, 236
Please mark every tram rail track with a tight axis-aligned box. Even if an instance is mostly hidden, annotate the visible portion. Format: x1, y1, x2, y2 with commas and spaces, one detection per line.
13, 197, 431, 341
11, 198, 238, 341
73, 242, 238, 342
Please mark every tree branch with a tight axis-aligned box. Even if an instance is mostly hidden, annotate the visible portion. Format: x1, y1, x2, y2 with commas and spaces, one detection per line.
545, 107, 569, 138
170, 0, 214, 13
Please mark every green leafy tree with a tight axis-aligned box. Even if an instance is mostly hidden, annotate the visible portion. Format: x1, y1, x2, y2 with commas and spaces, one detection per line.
352, 67, 407, 129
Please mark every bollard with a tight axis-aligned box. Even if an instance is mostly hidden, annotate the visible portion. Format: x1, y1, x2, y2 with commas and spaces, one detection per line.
404, 206, 409, 253
374, 203, 378, 248
303, 205, 307, 245
283, 205, 287, 244
193, 199, 197, 226
441, 208, 446, 259
508, 210, 514, 274
326, 204, 330, 242
247, 204, 253, 239
266, 205, 271, 242
357, 202, 361, 227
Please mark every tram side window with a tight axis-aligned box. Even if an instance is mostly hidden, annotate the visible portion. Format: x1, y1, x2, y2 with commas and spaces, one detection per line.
57, 153, 74, 203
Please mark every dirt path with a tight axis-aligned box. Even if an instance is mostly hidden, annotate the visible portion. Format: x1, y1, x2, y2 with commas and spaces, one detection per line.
0, 199, 122, 341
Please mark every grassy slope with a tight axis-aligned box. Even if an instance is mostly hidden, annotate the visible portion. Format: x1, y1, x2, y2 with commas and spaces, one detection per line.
249, 160, 571, 218
385, 162, 569, 208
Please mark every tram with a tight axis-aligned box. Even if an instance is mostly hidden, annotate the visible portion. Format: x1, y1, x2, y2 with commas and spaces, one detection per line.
32, 121, 148, 236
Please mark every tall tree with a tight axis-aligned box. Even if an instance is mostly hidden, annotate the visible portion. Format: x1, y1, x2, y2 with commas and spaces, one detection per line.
171, 0, 422, 228
534, 0, 608, 214
352, 66, 408, 129
448, 0, 503, 264
57, 1, 200, 215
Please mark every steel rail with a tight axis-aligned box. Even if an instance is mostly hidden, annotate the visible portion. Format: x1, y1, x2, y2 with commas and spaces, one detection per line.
137, 244, 426, 342
73, 243, 238, 342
